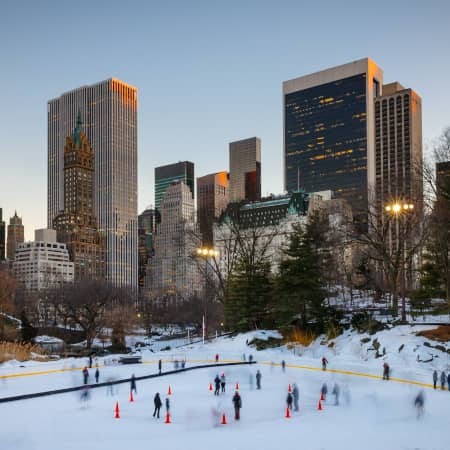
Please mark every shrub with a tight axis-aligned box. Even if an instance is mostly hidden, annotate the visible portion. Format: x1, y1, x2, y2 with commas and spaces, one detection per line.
0, 341, 48, 363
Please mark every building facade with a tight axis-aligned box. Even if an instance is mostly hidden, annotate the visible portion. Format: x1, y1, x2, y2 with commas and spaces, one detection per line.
147, 182, 201, 300
13, 229, 74, 291
48, 78, 137, 288
283, 58, 383, 222
7, 211, 24, 261
214, 191, 309, 273
138, 207, 157, 288
436, 161, 450, 198
374, 82, 423, 213
154, 161, 194, 213
53, 114, 105, 281
197, 171, 229, 246
0, 208, 5, 261
229, 137, 261, 203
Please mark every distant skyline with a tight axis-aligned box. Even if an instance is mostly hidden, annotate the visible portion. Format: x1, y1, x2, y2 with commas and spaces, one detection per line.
1, 0, 450, 240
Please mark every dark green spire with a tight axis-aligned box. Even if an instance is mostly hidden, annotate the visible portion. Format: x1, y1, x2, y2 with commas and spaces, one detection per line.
73, 111, 83, 146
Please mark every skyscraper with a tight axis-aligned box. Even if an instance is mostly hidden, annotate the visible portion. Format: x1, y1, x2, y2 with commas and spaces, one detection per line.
154, 161, 194, 213
138, 207, 157, 288
197, 171, 229, 245
229, 137, 261, 203
283, 58, 383, 221
53, 114, 105, 280
149, 182, 201, 300
7, 211, 24, 261
374, 82, 423, 212
0, 208, 5, 261
48, 78, 137, 288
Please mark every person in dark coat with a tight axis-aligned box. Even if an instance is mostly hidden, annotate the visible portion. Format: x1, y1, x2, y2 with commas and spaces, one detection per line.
220, 373, 226, 393
232, 391, 242, 420
414, 391, 425, 419
433, 370, 438, 389
286, 392, 293, 410
153, 393, 162, 418
165, 397, 170, 413
82, 367, 89, 385
256, 370, 262, 390
292, 383, 299, 411
383, 362, 390, 380
322, 357, 328, 371
249, 354, 253, 363
130, 374, 137, 394
321, 383, 328, 400
88, 354, 93, 369
214, 375, 221, 396
158, 359, 162, 374
447, 372, 450, 391
281, 360, 286, 372
332, 383, 340, 406
95, 367, 100, 383
440, 371, 446, 390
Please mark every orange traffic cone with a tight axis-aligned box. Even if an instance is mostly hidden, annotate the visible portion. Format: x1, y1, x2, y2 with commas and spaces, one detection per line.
288, 384, 292, 393
129, 391, 134, 402
318, 400, 323, 411
165, 412, 171, 424
221, 413, 227, 425
320, 392, 325, 401
115, 401, 120, 418
209, 383, 213, 391
168, 385, 172, 395
235, 383, 239, 390
285, 407, 291, 418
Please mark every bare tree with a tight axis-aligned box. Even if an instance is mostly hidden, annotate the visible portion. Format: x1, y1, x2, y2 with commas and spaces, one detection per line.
50, 280, 117, 349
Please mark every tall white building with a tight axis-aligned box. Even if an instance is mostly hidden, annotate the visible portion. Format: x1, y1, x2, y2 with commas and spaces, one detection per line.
48, 78, 138, 288
13, 229, 74, 291
148, 182, 201, 300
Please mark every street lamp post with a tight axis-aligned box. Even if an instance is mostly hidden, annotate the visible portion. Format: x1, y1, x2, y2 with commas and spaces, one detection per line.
196, 246, 219, 344
385, 201, 414, 322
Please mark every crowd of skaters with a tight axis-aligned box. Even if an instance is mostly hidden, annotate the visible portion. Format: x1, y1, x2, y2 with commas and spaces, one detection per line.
77, 352, 441, 422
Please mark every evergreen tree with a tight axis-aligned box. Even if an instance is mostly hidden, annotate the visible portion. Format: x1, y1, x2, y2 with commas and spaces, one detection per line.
274, 222, 327, 331
225, 260, 273, 331
20, 310, 37, 343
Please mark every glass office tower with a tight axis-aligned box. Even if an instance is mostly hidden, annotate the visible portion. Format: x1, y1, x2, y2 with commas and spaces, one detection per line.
283, 58, 383, 221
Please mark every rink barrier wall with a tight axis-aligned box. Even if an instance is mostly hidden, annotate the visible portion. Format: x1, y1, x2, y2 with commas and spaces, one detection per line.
0, 360, 256, 404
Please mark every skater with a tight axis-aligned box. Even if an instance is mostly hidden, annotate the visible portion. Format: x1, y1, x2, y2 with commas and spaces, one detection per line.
286, 391, 293, 410
321, 383, 328, 400
414, 391, 425, 418
322, 356, 328, 371
95, 367, 100, 383
383, 362, 390, 380
332, 383, 340, 406
82, 367, 89, 385
447, 372, 450, 391
106, 377, 114, 395
153, 392, 162, 418
281, 360, 286, 372
433, 370, 438, 389
256, 370, 262, 390
232, 391, 242, 420
242, 353, 246, 361
215, 353, 219, 362
440, 371, 446, 390
158, 359, 162, 374
130, 373, 137, 394
181, 360, 186, 369
249, 354, 253, 363
165, 397, 170, 413
292, 383, 299, 411
214, 374, 221, 396
80, 385, 90, 405
88, 354, 92, 369
220, 373, 226, 393
249, 372, 254, 390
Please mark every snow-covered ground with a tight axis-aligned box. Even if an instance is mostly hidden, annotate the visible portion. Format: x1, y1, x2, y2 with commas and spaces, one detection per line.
1, 328, 450, 450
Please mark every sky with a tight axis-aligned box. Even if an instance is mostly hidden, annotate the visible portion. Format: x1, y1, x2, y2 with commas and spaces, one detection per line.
1, 0, 449, 240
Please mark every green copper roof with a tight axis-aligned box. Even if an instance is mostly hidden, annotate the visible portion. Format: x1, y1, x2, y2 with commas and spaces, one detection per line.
73, 111, 83, 146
